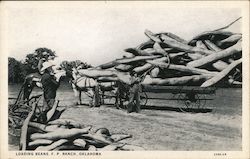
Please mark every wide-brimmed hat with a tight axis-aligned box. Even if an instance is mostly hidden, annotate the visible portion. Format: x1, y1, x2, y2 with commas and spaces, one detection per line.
42, 52, 48, 55
41, 62, 55, 72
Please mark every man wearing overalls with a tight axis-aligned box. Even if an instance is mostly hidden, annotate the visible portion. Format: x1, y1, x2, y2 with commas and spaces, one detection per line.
127, 71, 142, 113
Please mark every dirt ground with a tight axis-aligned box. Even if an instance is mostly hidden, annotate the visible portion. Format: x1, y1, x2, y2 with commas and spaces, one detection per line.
8, 84, 242, 151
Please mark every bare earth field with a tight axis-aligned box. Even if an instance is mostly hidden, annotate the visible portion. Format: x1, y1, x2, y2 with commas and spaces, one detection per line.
8, 84, 242, 151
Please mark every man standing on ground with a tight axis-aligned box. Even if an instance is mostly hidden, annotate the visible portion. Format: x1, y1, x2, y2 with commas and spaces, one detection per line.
40, 62, 60, 122
127, 71, 142, 113
92, 80, 101, 107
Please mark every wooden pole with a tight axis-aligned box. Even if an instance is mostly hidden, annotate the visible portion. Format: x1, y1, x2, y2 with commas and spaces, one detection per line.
115, 55, 160, 64
204, 40, 222, 51
218, 34, 242, 46
142, 75, 212, 85
147, 60, 217, 75
161, 34, 215, 55
203, 40, 230, 71
20, 102, 37, 150
196, 40, 208, 50
201, 58, 242, 87
187, 40, 241, 68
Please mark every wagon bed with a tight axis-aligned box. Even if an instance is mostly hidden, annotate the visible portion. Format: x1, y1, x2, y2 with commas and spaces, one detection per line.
142, 85, 216, 112
142, 85, 216, 94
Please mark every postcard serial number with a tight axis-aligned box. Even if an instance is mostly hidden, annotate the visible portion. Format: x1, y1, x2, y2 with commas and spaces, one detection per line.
214, 153, 227, 156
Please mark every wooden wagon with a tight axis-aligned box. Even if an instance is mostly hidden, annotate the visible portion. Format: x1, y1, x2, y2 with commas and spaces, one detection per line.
100, 83, 216, 112
142, 85, 216, 112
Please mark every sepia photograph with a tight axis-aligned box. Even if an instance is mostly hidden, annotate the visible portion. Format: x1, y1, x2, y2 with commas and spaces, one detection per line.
1, 1, 249, 159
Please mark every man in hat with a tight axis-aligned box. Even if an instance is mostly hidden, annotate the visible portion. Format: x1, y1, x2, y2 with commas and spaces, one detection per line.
127, 71, 142, 113
38, 52, 56, 75
40, 61, 60, 122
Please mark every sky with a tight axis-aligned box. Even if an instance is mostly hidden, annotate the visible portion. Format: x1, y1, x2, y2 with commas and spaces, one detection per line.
5, 2, 241, 67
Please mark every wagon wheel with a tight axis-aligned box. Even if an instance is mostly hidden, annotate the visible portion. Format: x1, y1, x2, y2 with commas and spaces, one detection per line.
9, 103, 32, 132
127, 90, 148, 107
197, 94, 207, 109
10, 100, 27, 112
140, 91, 148, 107
8, 115, 23, 136
177, 93, 190, 112
118, 90, 147, 110
121, 92, 130, 110
9, 94, 43, 136
99, 89, 115, 105
8, 127, 20, 137
127, 91, 148, 110
8, 125, 21, 137
9, 104, 30, 127
11, 96, 35, 113
177, 93, 198, 112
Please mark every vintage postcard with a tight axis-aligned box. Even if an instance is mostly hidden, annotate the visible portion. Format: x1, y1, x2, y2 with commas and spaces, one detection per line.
0, 1, 249, 159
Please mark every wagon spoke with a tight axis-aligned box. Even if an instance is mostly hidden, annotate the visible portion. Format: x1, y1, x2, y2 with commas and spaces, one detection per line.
140, 92, 148, 107
197, 94, 207, 109
177, 93, 189, 112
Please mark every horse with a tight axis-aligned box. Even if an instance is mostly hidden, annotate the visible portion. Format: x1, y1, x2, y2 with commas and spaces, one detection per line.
69, 68, 116, 106
16, 70, 66, 104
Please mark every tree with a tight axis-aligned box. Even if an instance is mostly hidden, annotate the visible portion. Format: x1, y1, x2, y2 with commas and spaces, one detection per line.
34, 48, 55, 57
60, 60, 92, 72
18, 62, 30, 82
8, 57, 25, 83
24, 47, 56, 73
8, 48, 57, 83
9, 48, 93, 83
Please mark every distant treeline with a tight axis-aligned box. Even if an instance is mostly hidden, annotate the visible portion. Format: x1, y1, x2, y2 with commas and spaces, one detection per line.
8, 57, 29, 83
8, 47, 92, 83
